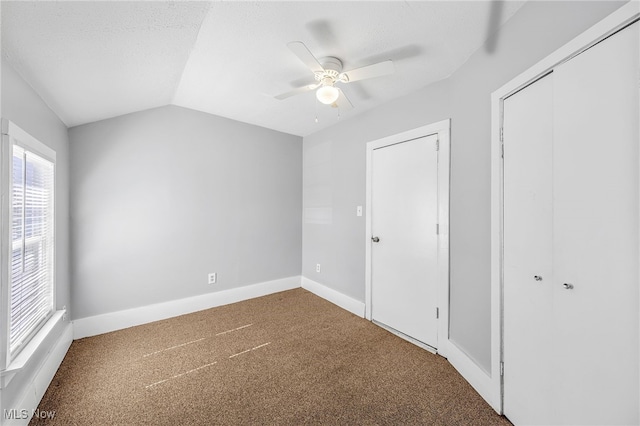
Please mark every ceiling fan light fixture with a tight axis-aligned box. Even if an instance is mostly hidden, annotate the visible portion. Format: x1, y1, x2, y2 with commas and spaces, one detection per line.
316, 85, 339, 105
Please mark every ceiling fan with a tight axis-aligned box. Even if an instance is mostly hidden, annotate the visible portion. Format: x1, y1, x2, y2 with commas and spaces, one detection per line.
275, 41, 395, 110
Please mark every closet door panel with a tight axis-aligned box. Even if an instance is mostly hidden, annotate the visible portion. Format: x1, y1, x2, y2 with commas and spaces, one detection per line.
552, 21, 639, 425
503, 74, 554, 425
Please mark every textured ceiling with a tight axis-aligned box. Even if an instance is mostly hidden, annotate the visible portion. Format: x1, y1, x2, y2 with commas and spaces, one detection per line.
1, 1, 525, 136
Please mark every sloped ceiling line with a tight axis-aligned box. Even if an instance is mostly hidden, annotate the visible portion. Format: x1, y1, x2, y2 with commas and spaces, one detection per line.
170, 2, 213, 107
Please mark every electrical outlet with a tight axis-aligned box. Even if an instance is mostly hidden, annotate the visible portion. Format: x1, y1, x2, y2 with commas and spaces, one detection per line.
208, 272, 217, 284
316, 264, 321, 273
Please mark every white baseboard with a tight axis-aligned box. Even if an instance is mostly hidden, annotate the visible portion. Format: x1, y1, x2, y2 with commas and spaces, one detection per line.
2, 322, 73, 426
301, 276, 365, 318
446, 338, 498, 412
73, 276, 301, 339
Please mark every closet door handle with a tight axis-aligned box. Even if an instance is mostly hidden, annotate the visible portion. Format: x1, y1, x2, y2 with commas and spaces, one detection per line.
371, 236, 380, 243
563, 283, 574, 290
534, 275, 543, 281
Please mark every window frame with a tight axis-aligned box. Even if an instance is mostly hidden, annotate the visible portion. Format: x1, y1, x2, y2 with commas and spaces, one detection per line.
0, 118, 56, 371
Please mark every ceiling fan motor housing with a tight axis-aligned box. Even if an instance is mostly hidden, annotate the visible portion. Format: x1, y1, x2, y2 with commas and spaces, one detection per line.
315, 57, 345, 85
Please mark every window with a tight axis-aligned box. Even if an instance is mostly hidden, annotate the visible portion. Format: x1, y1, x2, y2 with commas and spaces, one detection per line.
1, 119, 56, 368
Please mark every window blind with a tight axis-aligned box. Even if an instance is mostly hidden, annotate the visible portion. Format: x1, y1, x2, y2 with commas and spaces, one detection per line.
9, 144, 55, 357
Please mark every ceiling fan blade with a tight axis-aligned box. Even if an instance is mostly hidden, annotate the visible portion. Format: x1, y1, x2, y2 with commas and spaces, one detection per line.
287, 41, 325, 74
333, 88, 353, 111
342, 60, 394, 83
275, 83, 320, 100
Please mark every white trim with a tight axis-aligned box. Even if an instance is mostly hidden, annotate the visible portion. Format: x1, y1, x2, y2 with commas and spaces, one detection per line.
634, 7, 640, 424
493, 2, 640, 101
436, 124, 450, 359
0, 322, 72, 426
490, 1, 640, 415
365, 145, 372, 320
490, 89, 504, 413
447, 339, 495, 411
72, 276, 301, 339
301, 276, 365, 317
364, 119, 450, 358
1, 310, 66, 388
0, 133, 10, 371
0, 119, 57, 371
1, 118, 55, 162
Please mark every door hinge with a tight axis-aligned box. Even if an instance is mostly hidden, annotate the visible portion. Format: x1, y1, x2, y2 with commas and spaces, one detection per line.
436, 307, 439, 319
435, 138, 440, 151
500, 127, 504, 142
501, 143, 504, 159
436, 223, 439, 235
500, 362, 504, 376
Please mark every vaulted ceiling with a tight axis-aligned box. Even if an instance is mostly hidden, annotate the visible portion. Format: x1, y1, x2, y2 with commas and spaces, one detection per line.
1, 1, 525, 136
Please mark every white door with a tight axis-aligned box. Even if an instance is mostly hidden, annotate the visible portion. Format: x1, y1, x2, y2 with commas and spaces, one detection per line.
371, 135, 439, 348
551, 21, 639, 425
503, 21, 639, 425
503, 73, 555, 426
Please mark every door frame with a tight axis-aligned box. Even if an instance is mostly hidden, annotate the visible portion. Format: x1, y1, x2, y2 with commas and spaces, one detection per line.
490, 2, 640, 414
365, 119, 450, 358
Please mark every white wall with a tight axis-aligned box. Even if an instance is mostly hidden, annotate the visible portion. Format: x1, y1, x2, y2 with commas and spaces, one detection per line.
301, 1, 626, 373
1, 60, 71, 416
69, 105, 302, 320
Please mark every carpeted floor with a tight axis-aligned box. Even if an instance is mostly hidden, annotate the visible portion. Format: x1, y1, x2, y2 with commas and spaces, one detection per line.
31, 288, 512, 425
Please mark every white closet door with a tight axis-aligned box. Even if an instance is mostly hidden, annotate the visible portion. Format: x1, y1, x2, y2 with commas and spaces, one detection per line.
504, 21, 640, 425
552, 21, 639, 425
503, 73, 554, 426
371, 135, 439, 347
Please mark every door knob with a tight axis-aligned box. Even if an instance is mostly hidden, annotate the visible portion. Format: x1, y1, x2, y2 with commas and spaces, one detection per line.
371, 236, 380, 243
563, 283, 574, 290
534, 275, 543, 281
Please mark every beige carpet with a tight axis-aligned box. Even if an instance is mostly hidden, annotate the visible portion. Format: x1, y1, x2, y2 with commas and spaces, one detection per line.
31, 288, 511, 425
